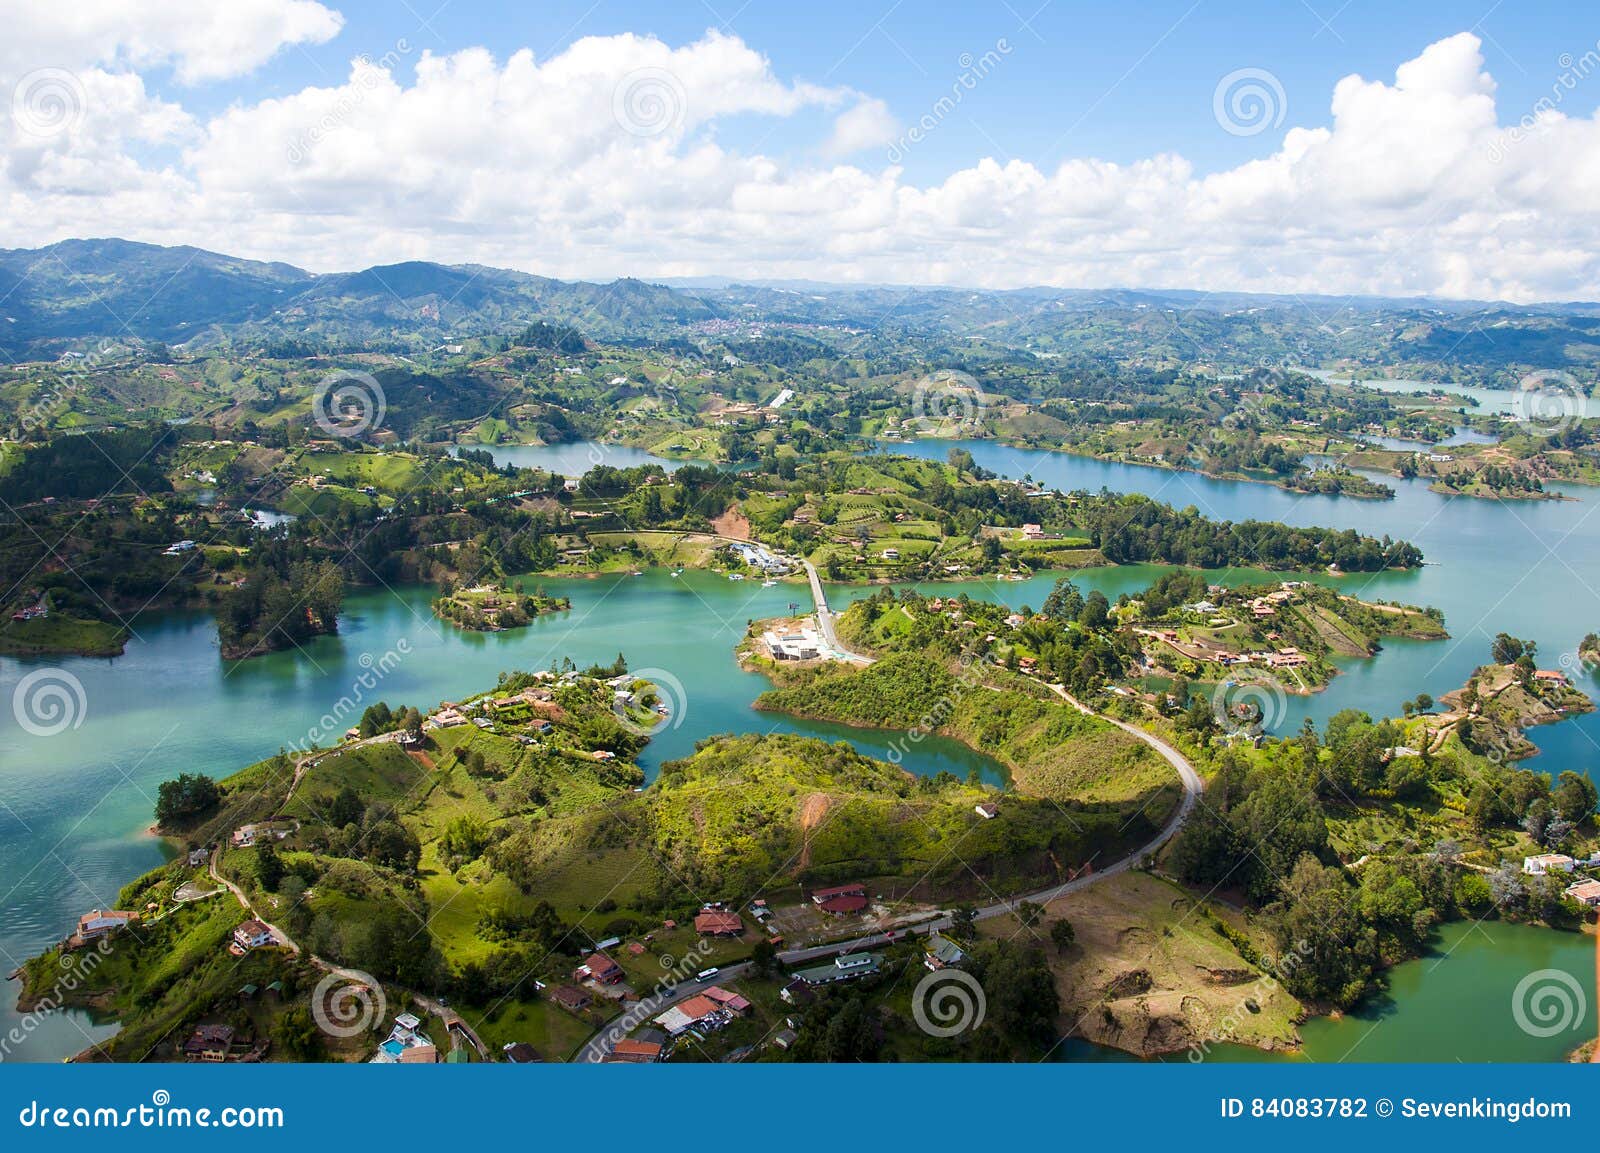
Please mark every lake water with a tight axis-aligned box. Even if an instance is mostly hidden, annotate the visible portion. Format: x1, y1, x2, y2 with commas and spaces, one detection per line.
3, 437, 1599, 1061
1310, 370, 1595, 423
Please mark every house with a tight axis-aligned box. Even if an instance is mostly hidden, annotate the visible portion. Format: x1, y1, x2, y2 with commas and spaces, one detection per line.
1020, 523, 1044, 540
703, 986, 751, 1015
607, 1038, 665, 1063
581, 952, 624, 985
1565, 880, 1600, 908
764, 626, 824, 661
773, 1028, 798, 1050
810, 882, 869, 915
974, 802, 999, 820
924, 933, 966, 971
788, 952, 881, 989
694, 910, 744, 937
654, 994, 730, 1037
503, 1042, 541, 1063
591, 749, 616, 762
182, 1024, 236, 1062
187, 848, 209, 867
1524, 854, 1577, 876
881, 548, 900, 560
233, 919, 274, 950
550, 985, 593, 1013
75, 909, 138, 942
400, 1044, 439, 1064
1534, 670, 1570, 688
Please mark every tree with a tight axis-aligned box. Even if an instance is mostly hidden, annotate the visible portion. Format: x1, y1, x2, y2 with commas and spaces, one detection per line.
154, 773, 221, 825
1041, 578, 1085, 622
327, 786, 364, 829
256, 842, 285, 892
1049, 917, 1076, 953
1553, 770, 1598, 824
1015, 899, 1043, 928
750, 938, 777, 977
1491, 633, 1531, 665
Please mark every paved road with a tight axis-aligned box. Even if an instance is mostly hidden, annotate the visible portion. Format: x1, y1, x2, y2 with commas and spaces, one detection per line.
801, 560, 872, 664
772, 582, 1205, 966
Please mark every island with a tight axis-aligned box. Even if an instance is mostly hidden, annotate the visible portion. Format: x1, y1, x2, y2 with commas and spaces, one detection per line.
431, 582, 570, 631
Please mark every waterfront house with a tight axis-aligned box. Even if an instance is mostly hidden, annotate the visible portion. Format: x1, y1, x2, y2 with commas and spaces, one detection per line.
1565, 880, 1600, 908
75, 909, 138, 943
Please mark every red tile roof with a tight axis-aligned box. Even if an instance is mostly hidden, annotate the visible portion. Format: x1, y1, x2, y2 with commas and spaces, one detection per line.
811, 883, 866, 900
818, 894, 869, 914
694, 910, 744, 935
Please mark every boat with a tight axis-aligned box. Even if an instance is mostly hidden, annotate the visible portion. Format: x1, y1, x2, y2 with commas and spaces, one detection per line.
728, 573, 745, 582
670, 568, 683, 577
762, 579, 778, 588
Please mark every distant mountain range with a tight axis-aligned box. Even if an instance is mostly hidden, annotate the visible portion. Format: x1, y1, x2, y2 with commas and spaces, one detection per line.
2, 238, 1598, 376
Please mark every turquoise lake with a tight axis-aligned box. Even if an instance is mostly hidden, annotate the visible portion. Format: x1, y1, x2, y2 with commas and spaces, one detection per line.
3, 437, 1598, 1062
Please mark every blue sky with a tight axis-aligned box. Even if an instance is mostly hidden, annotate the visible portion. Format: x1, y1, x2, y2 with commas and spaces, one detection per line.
169, 0, 1592, 178
4, 0, 1599, 299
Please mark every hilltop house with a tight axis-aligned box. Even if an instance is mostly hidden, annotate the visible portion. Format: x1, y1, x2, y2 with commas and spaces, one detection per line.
233, 920, 274, 951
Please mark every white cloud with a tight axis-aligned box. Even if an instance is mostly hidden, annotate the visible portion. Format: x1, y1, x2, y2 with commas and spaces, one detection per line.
3, 25, 1600, 303
0, 0, 344, 84
825, 98, 898, 157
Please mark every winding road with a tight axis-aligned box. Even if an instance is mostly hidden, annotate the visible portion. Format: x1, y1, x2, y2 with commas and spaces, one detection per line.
573, 570, 1208, 1066
773, 578, 1204, 965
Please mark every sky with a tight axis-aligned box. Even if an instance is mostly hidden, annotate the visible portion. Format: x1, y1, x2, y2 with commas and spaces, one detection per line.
3, 0, 1600, 301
